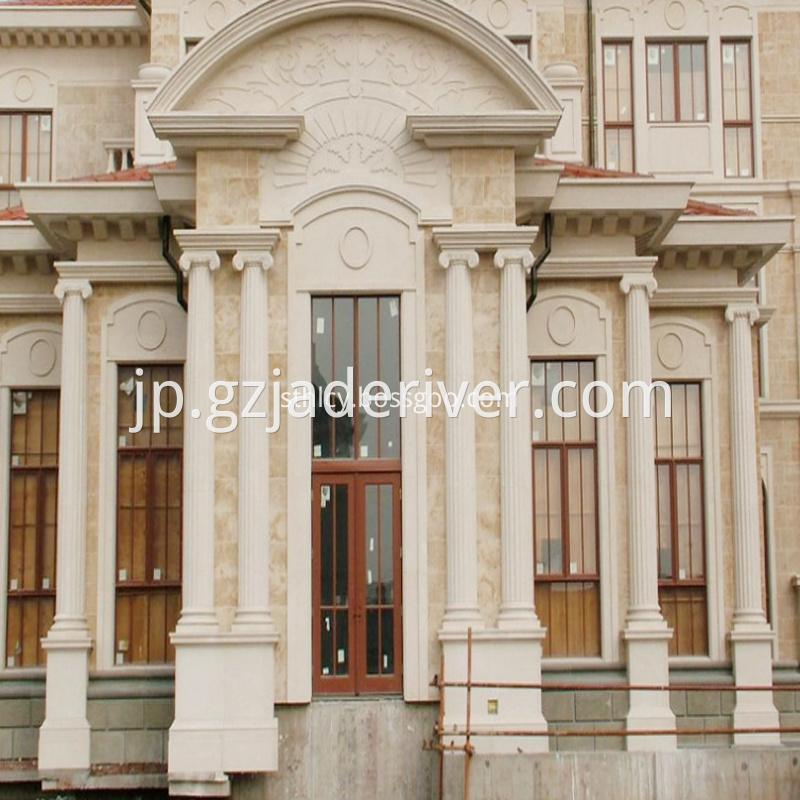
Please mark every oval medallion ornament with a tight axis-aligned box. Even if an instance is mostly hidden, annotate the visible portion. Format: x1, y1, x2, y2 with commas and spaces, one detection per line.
137, 310, 168, 352
665, 0, 687, 30
28, 338, 57, 377
205, 0, 227, 30
14, 75, 34, 103
488, 0, 511, 29
658, 332, 685, 370
340, 226, 372, 270
548, 306, 577, 347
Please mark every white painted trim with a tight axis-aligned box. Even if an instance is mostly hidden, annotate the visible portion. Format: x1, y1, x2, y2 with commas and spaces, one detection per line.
285, 189, 430, 703
760, 447, 779, 661
527, 287, 619, 664
760, 400, 800, 418
97, 292, 187, 671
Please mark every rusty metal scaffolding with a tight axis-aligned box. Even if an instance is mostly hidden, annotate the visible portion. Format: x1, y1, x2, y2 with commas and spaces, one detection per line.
423, 628, 800, 800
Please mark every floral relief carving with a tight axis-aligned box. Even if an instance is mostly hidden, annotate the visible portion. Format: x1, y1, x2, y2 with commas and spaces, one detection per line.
191, 18, 523, 113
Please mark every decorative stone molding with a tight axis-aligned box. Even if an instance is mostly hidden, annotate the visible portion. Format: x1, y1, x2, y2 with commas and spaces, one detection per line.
148, 0, 562, 116
0, 68, 54, 109
0, 324, 62, 388
54, 279, 92, 303
438, 249, 480, 271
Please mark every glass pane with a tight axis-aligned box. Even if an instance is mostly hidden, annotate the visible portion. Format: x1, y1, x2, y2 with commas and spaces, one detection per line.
737, 126, 753, 178
320, 485, 334, 606
358, 298, 378, 459
604, 44, 619, 122
333, 298, 355, 458
685, 384, 702, 458
544, 449, 562, 574
312, 297, 333, 458
692, 44, 707, 121
561, 361, 580, 442
657, 464, 672, 579
689, 464, 704, 578
531, 362, 546, 442
722, 44, 736, 120
735, 43, 751, 121
335, 484, 349, 604
660, 44, 675, 121
679, 43, 693, 122
366, 609, 379, 675
378, 297, 401, 459
320, 610, 334, 676
725, 126, 739, 177
581, 448, 597, 574
381, 608, 395, 674
335, 609, 349, 676
365, 484, 378, 605
647, 44, 662, 122
379, 483, 394, 603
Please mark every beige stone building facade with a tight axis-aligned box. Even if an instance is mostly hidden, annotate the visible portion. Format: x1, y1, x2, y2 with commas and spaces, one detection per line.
1, 0, 800, 797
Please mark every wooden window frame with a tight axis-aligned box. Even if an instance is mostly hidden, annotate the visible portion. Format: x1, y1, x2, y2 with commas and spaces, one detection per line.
114, 364, 183, 666
655, 381, 708, 656
602, 40, 635, 172
312, 472, 402, 696
531, 359, 601, 658
0, 110, 53, 208
645, 40, 709, 124
721, 38, 755, 178
5, 389, 59, 668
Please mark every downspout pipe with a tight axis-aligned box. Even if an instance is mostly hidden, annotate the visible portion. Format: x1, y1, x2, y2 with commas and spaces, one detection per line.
527, 213, 553, 312
162, 216, 188, 311
587, 0, 596, 166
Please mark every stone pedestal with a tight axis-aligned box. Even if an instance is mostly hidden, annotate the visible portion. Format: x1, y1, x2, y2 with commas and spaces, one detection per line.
440, 630, 547, 755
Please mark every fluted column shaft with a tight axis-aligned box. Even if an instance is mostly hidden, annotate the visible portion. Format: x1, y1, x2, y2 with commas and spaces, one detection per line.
727, 304, 766, 624
178, 249, 220, 629
52, 279, 92, 632
440, 248, 482, 628
495, 248, 538, 627
621, 274, 662, 622
233, 249, 274, 630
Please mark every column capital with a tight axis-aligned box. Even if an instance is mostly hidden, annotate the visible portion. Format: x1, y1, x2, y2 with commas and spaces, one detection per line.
494, 247, 535, 272
439, 248, 479, 270
54, 279, 92, 303
178, 249, 221, 275
233, 250, 274, 273
620, 274, 657, 297
725, 303, 760, 326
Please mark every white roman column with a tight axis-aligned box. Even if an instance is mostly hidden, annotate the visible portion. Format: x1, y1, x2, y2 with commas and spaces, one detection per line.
176, 248, 220, 632
726, 303, 780, 745
494, 247, 538, 628
38, 278, 93, 771
620, 273, 676, 751
439, 247, 482, 630
232, 248, 275, 631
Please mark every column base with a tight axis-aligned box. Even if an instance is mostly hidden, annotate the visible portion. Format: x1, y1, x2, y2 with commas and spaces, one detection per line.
438, 627, 548, 754
38, 632, 92, 772
730, 623, 780, 746
169, 630, 280, 784
440, 606, 484, 633
624, 622, 676, 752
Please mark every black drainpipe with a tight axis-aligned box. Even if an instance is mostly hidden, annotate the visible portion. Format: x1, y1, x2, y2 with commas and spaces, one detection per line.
527, 213, 553, 312
161, 216, 188, 311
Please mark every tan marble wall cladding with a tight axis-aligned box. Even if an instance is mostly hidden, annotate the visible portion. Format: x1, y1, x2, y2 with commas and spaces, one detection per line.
425, 231, 446, 684
759, 11, 800, 180
56, 85, 135, 180
269, 242, 289, 701
451, 148, 516, 225
196, 150, 260, 228
151, 10, 182, 69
